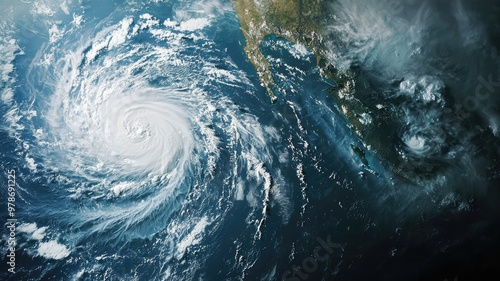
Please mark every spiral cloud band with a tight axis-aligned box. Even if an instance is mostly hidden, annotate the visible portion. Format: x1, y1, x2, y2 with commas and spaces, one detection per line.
9, 12, 287, 243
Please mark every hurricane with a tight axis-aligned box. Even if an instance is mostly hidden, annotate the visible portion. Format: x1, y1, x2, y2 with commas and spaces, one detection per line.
1, 2, 294, 278
1, 0, 500, 280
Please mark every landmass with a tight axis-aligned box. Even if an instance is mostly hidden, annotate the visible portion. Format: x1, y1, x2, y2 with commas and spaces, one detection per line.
231, 0, 496, 183
231, 0, 337, 103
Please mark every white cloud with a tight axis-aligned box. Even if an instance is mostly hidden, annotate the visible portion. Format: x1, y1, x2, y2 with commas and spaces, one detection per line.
177, 18, 210, 32
38, 240, 71, 260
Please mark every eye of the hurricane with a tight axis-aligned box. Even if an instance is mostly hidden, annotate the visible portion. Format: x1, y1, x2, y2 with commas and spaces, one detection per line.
91, 91, 195, 177
406, 135, 426, 152
124, 118, 151, 141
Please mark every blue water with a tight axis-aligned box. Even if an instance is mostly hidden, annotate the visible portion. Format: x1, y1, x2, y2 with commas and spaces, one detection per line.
1, 0, 500, 280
